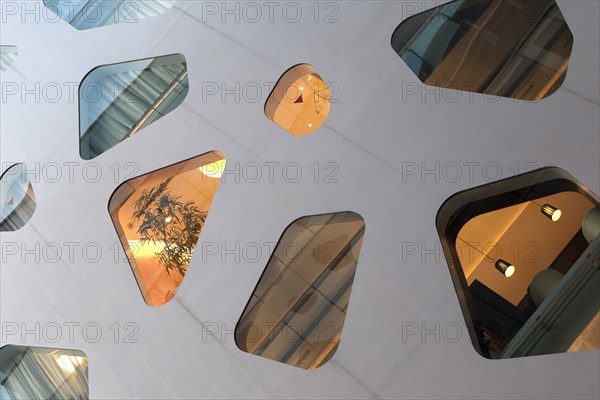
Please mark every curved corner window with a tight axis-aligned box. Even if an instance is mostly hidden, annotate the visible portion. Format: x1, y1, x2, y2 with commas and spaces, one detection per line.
0, 345, 88, 399
0, 46, 18, 71
79, 54, 188, 160
391, 0, 573, 100
265, 64, 331, 136
236, 211, 365, 369
43, 0, 175, 30
0, 164, 36, 232
108, 151, 226, 307
437, 167, 600, 359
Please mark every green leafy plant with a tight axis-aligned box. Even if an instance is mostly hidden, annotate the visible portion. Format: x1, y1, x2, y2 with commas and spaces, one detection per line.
132, 177, 206, 277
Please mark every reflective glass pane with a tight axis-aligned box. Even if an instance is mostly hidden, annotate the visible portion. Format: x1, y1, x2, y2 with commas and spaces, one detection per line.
437, 167, 600, 359
0, 46, 18, 71
0, 345, 88, 399
391, 0, 573, 100
265, 64, 331, 136
236, 211, 365, 369
0, 164, 36, 232
108, 151, 226, 307
79, 54, 189, 159
43, 0, 175, 30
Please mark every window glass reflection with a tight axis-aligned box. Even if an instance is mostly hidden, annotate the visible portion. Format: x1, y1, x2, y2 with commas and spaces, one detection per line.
0, 46, 18, 72
79, 54, 189, 159
391, 0, 573, 100
0, 164, 36, 232
236, 211, 365, 369
437, 167, 600, 358
265, 64, 331, 136
108, 151, 226, 307
43, 0, 175, 30
0, 345, 88, 399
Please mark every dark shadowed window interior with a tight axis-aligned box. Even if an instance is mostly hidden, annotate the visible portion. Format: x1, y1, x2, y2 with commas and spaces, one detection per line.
437, 167, 600, 359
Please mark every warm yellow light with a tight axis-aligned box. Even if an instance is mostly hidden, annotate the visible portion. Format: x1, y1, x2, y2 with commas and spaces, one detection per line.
198, 159, 226, 178
56, 355, 76, 373
541, 204, 561, 222
505, 265, 515, 278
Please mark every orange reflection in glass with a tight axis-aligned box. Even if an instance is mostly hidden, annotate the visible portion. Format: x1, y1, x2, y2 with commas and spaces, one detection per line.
108, 151, 225, 307
265, 64, 331, 136
235, 211, 365, 370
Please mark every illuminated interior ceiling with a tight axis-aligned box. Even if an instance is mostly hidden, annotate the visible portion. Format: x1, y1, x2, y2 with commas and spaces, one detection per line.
0, 346, 88, 399
457, 191, 595, 306
0, 164, 36, 232
43, 0, 175, 30
264, 64, 331, 136
568, 312, 600, 352
108, 151, 225, 307
79, 53, 189, 160
0, 45, 17, 71
236, 212, 365, 370
391, 0, 573, 100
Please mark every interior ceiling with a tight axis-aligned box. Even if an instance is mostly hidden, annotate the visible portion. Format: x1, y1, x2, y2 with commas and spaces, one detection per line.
0, 1, 598, 399
457, 191, 595, 305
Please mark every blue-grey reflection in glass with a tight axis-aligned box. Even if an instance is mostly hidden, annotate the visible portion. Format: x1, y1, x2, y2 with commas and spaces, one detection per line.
0, 164, 36, 232
391, 0, 573, 100
0, 46, 18, 72
79, 54, 189, 160
43, 0, 175, 30
0, 345, 88, 399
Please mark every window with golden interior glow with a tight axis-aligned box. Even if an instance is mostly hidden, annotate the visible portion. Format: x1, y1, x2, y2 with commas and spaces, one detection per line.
235, 211, 365, 369
437, 167, 600, 359
108, 151, 226, 307
264, 64, 331, 136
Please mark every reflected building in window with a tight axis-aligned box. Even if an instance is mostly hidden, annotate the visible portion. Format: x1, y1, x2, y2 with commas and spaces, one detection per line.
236, 211, 365, 369
0, 345, 88, 399
0, 46, 18, 72
79, 54, 189, 159
391, 0, 573, 100
0, 164, 37, 232
43, 0, 175, 30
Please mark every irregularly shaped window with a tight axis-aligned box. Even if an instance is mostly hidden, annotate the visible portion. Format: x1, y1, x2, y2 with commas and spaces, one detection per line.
79, 54, 189, 160
0, 164, 36, 231
108, 151, 226, 307
0, 345, 88, 399
43, 0, 175, 30
0, 46, 18, 71
236, 211, 365, 369
437, 167, 600, 359
391, 0, 573, 100
265, 64, 331, 136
